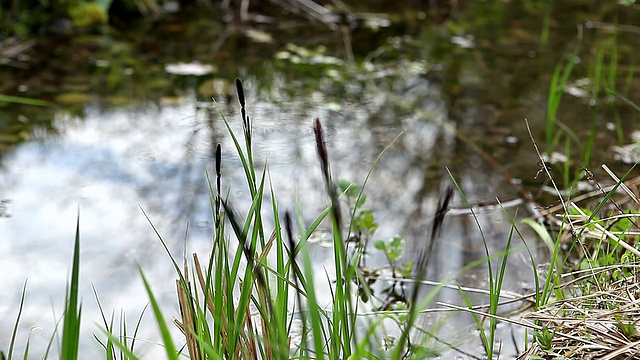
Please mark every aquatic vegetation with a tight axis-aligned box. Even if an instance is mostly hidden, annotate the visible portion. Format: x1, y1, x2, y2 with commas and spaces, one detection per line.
149, 80, 451, 359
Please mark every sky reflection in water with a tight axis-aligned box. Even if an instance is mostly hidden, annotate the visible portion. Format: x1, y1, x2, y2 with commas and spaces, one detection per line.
0, 78, 538, 357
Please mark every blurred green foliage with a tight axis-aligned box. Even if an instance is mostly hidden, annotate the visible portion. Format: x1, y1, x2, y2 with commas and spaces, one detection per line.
1, 0, 111, 36
68, 2, 108, 28
0, 0, 187, 36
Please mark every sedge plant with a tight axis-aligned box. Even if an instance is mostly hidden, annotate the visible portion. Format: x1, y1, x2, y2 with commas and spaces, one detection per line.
135, 78, 456, 359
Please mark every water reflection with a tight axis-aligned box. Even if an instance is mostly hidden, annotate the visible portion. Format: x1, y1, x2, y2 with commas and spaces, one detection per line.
0, 75, 542, 358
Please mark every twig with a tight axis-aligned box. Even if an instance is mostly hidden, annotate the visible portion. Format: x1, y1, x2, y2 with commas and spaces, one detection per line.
525, 118, 578, 236
437, 301, 609, 349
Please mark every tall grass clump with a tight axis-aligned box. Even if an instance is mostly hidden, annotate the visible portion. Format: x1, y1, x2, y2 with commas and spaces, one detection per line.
4, 78, 533, 359
129, 78, 456, 359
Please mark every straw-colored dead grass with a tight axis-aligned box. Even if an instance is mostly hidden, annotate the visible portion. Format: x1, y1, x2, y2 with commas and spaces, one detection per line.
521, 132, 640, 358
521, 264, 640, 359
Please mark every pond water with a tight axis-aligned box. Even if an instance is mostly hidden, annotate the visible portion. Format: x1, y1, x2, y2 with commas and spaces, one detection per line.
1, 1, 640, 358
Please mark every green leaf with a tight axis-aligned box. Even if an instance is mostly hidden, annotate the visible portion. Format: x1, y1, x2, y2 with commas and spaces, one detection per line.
374, 240, 387, 251
399, 260, 414, 277
338, 179, 352, 192
357, 211, 378, 233
387, 236, 405, 261
390, 236, 403, 249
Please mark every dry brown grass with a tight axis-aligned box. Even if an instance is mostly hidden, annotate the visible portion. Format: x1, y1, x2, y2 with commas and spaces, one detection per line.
521, 264, 640, 359
519, 135, 640, 359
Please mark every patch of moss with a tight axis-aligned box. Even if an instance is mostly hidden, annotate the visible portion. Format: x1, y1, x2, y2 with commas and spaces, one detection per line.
69, 2, 108, 28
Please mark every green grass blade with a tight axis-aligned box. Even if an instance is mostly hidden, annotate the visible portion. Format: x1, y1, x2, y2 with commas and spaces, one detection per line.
128, 304, 148, 359
447, 169, 497, 357
525, 221, 565, 304
139, 206, 184, 279
216, 100, 255, 195
43, 313, 62, 359
137, 265, 178, 360
92, 292, 115, 359
97, 329, 140, 360
346, 131, 404, 241
7, 280, 28, 360
446, 169, 493, 287
268, 175, 290, 360
60, 213, 82, 360
0, 94, 56, 107
456, 282, 489, 357
546, 32, 581, 153
502, 216, 542, 308
545, 63, 562, 150
21, 339, 29, 360
190, 332, 225, 360
294, 203, 327, 360
584, 164, 637, 224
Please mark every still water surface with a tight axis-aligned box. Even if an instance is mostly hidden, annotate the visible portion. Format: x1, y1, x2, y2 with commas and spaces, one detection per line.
1, 1, 640, 358
0, 83, 537, 358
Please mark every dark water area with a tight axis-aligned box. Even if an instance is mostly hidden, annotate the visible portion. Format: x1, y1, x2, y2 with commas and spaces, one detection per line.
1, 1, 640, 358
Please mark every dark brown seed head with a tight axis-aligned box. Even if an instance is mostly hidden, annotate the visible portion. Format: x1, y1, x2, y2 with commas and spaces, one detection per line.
314, 117, 329, 182
419, 186, 454, 270
215, 144, 221, 177
285, 212, 296, 257
431, 186, 453, 242
313, 117, 343, 237
235, 78, 245, 109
